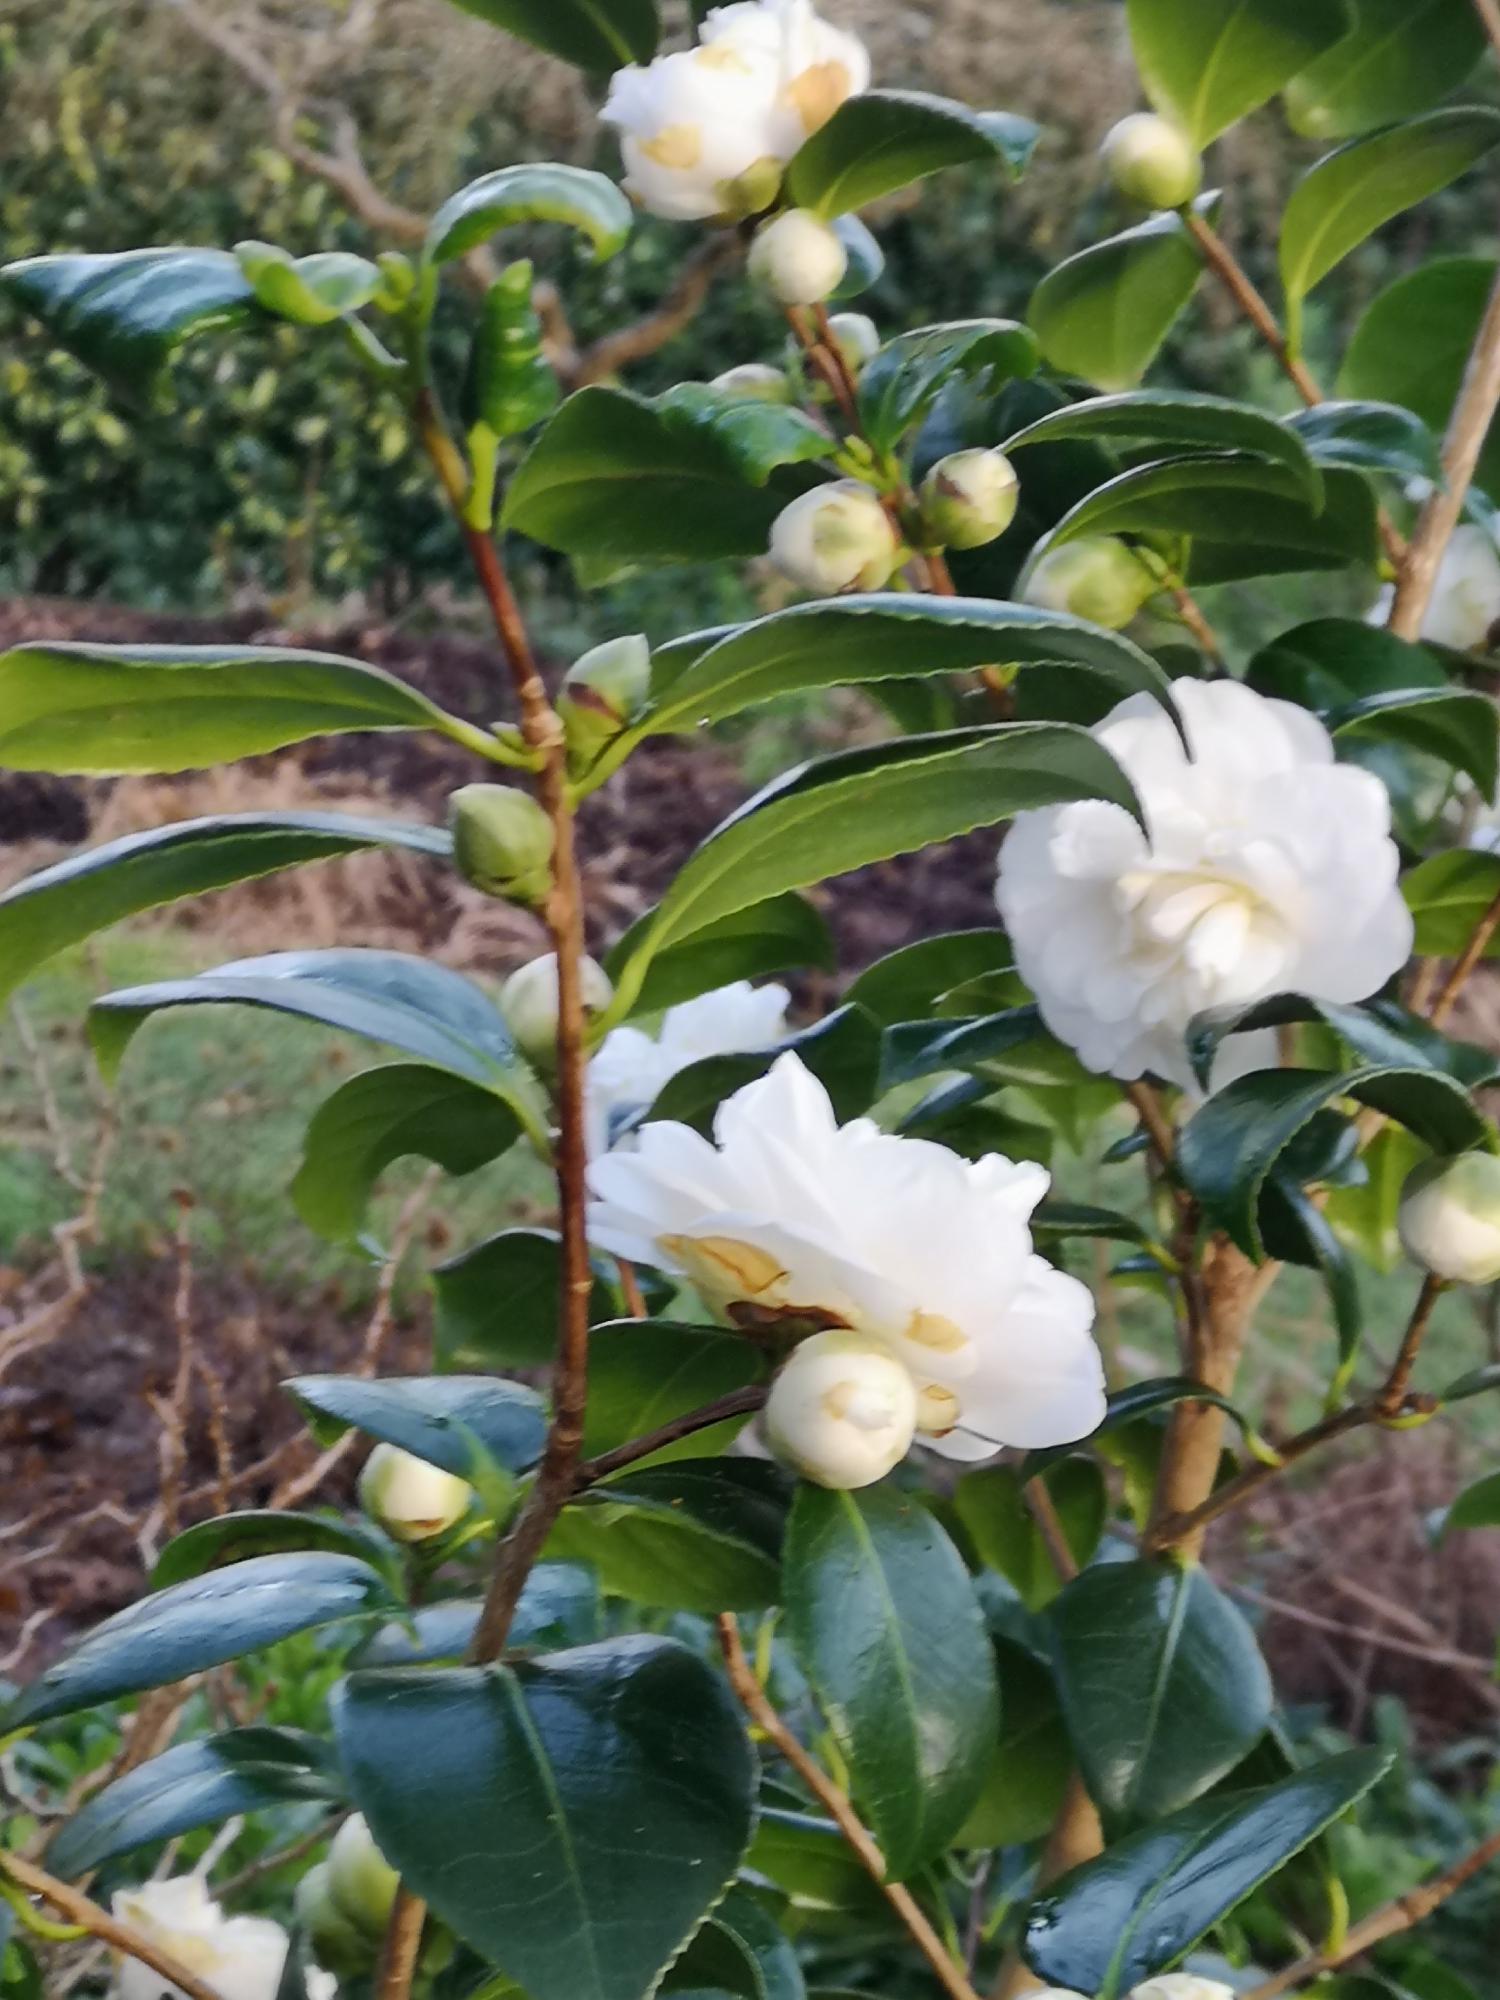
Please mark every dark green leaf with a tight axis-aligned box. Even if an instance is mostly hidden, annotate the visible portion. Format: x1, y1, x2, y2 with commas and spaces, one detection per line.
857, 321, 1038, 453
583, 1321, 765, 1465
787, 91, 1038, 217
1127, 0, 1350, 145
1444, 1470, 1500, 1530
1287, 401, 1443, 485
1030, 1201, 1151, 1248
954, 1637, 1072, 1849
3, 1554, 393, 1731
879, 1006, 1043, 1089
955, 1458, 1106, 1611
1329, 688, 1499, 799
1188, 995, 1500, 1095
49, 1728, 341, 1878
1249, 615, 1448, 709
1023, 1377, 1245, 1481
151, 1510, 396, 1590
603, 893, 833, 1020
1404, 849, 1500, 955
1022, 1748, 1391, 1997
549, 1458, 789, 1613
784, 1483, 999, 1880
335, 1637, 755, 2000
844, 931, 1014, 1027
1028, 207, 1205, 391
1284, 0, 1486, 141
355, 1565, 601, 1666
432, 1228, 613, 1373
1442, 1360, 1500, 1401
642, 1006, 881, 1133
664, 1887, 805, 2000
654, 384, 834, 485
1006, 390, 1320, 498
288, 1374, 546, 1480
425, 164, 632, 267
438, 0, 657, 68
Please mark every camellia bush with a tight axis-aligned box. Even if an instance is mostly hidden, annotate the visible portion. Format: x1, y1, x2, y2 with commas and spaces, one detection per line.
10, 1, 1500, 1997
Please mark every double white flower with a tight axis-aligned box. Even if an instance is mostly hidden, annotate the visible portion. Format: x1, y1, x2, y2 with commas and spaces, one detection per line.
996, 678, 1414, 1093
587, 1053, 1105, 1482
601, 0, 870, 221
112, 1877, 288, 2000
588, 979, 790, 1152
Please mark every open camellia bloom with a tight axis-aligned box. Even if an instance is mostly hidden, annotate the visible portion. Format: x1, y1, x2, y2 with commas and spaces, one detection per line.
996, 677, 1414, 1092
112, 1877, 288, 2000
587, 979, 790, 1153
586, 1053, 1105, 1470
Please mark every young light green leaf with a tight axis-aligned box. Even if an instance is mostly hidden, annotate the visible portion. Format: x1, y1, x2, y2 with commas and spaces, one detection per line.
1284, 0, 1486, 141
787, 90, 1038, 216
425, 164, 633, 268
1280, 110, 1500, 351
1404, 849, 1500, 956
1005, 390, 1320, 498
334, 1638, 755, 2000
0, 812, 450, 1006
1028, 207, 1206, 392
439, 0, 658, 69
1126, 0, 1350, 146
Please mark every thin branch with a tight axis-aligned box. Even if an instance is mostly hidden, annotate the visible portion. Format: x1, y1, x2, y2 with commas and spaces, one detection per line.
1243, 1827, 1500, 1999
716, 1616, 983, 2000
1024, 1480, 1079, 1582
1, 1854, 227, 2000
1122, 1079, 1177, 1174
577, 235, 743, 384
1427, 884, 1500, 1028
574, 1386, 768, 1486
1389, 265, 1500, 638
1376, 1272, 1447, 1415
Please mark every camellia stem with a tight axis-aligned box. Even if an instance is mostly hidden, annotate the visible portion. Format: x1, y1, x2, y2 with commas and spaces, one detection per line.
1427, 883, 1500, 1028
573, 1386, 769, 1486
716, 1615, 985, 2000
375, 1887, 429, 2000
0, 1853, 225, 2000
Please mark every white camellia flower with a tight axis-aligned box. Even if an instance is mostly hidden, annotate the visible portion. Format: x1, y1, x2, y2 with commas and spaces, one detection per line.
587, 1053, 1105, 1463
358, 1443, 472, 1543
113, 1877, 288, 2000
588, 980, 791, 1153
1369, 523, 1500, 653
1130, 1977, 1237, 2000
996, 678, 1414, 1092
702, 0, 872, 150
1398, 1152, 1500, 1284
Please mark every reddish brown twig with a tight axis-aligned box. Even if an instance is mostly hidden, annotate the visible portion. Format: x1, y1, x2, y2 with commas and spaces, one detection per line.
1, 1853, 226, 2000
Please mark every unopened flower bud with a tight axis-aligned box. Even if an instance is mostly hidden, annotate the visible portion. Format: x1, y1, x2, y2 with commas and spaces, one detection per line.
1023, 536, 1155, 630
1398, 1153, 1500, 1285
769, 480, 900, 595
711, 362, 793, 403
500, 951, 614, 1065
765, 1331, 918, 1488
358, 1443, 472, 1544
920, 449, 1020, 551
234, 241, 380, 326
825, 311, 879, 377
374, 250, 417, 313
1101, 113, 1203, 210
749, 210, 848, 306
326, 1815, 399, 1937
558, 633, 652, 776
1129, 1979, 1235, 2000
449, 784, 555, 907
295, 1863, 371, 1978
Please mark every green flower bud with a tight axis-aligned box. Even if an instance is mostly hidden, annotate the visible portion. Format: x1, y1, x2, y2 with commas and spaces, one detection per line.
1100, 113, 1203, 211
710, 362, 794, 404
500, 952, 615, 1065
1399, 1153, 1500, 1285
1023, 536, 1155, 630
358, 1443, 472, 1543
558, 633, 652, 777
920, 448, 1020, 550
462, 261, 558, 442
748, 210, 848, 306
824, 311, 880, 378
326, 1815, 400, 1937
769, 480, 900, 595
450, 784, 555, 907
234, 241, 381, 326
374, 251, 417, 312
295, 1863, 373, 1977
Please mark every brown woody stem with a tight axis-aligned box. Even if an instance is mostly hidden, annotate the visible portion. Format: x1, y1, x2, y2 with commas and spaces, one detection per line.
1, 1853, 225, 2000
1428, 883, 1500, 1028
573, 1386, 769, 1487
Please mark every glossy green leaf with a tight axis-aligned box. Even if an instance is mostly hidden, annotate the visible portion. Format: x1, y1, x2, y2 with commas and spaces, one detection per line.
293, 1062, 523, 1244
1287, 401, 1443, 485
1028, 207, 1205, 392
857, 320, 1038, 453
652, 384, 834, 485
432, 1227, 613, 1372
3, 1553, 394, 1731
664, 1887, 805, 2000
1023, 1376, 1245, 1483
1188, 993, 1500, 1097
0, 812, 449, 1008
954, 1638, 1072, 1850
1281, 111, 1500, 349
426, 164, 632, 267
784, 1483, 998, 1880
1249, 615, 1448, 708
607, 725, 1140, 1018
1404, 849, 1500, 956
0, 641, 481, 775
583, 1321, 765, 1465
0, 247, 258, 394
289, 1373, 546, 1483
1030, 1201, 1152, 1249
439, 0, 657, 68
503, 386, 820, 564
1341, 258, 1500, 499
843, 930, 1014, 1027
1444, 1470, 1500, 1530
1005, 390, 1320, 498
1178, 1065, 1488, 1259
1330, 687, 1499, 798
356, 1565, 601, 1667
151, 1510, 396, 1591
1284, 0, 1486, 141
335, 1637, 755, 2000
954, 1458, 1106, 1612
603, 893, 834, 1021
831, 215, 884, 300
1023, 1748, 1391, 1997
642, 1006, 880, 1134
787, 90, 1038, 216
879, 1005, 1043, 1089
1127, 0, 1350, 145
746, 1809, 883, 1920
549, 1458, 789, 1614
1050, 1559, 1272, 1826
49, 1727, 341, 1878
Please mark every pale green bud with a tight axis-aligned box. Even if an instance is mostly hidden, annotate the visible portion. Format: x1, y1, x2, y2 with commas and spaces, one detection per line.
234, 241, 381, 325
295, 1863, 372, 1977
558, 633, 652, 777
748, 210, 848, 306
1399, 1153, 1500, 1285
500, 952, 614, 1065
374, 250, 417, 312
710, 362, 794, 404
449, 784, 555, 907
1100, 113, 1203, 210
825, 312, 880, 377
920, 449, 1020, 550
765, 1332, 918, 1489
326, 1815, 400, 1937
769, 480, 901, 595
715, 155, 787, 222
358, 1443, 472, 1544
1023, 536, 1155, 630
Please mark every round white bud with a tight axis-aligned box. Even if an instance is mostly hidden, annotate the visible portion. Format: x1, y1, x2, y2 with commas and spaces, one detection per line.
711, 362, 794, 403
764, 1330, 919, 1488
1398, 1152, 1500, 1285
1022, 536, 1155, 630
1101, 113, 1203, 210
769, 480, 900, 595
825, 311, 880, 376
358, 1443, 472, 1544
500, 951, 615, 1065
326, 1815, 400, 1937
748, 209, 848, 305
1129, 1978, 1237, 2000
920, 449, 1020, 550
